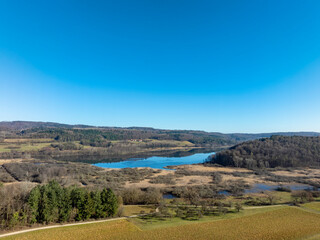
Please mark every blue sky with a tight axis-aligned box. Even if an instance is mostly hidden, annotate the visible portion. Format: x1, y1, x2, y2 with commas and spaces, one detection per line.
1, 0, 320, 133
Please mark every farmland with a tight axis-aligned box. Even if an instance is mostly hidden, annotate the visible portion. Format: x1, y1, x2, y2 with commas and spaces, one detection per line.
3, 0, 320, 236
302, 202, 320, 212
1, 123, 320, 239
3, 206, 320, 240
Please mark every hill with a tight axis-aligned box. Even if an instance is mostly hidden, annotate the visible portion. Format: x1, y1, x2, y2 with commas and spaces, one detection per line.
0, 121, 93, 131
1, 121, 320, 162
1, 121, 319, 144
211, 135, 320, 168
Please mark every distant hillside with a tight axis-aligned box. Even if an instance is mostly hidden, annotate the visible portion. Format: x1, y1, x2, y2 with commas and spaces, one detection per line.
211, 135, 320, 168
0, 121, 92, 131
0, 121, 233, 147
227, 132, 320, 142
0, 121, 319, 145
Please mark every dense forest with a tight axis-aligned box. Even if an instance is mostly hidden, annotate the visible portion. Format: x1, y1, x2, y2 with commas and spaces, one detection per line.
211, 136, 320, 169
0, 181, 118, 229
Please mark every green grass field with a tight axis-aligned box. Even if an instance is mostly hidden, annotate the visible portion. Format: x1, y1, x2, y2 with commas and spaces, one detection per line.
0, 142, 52, 153
302, 202, 320, 212
132, 205, 286, 230
122, 205, 156, 216
3, 206, 320, 240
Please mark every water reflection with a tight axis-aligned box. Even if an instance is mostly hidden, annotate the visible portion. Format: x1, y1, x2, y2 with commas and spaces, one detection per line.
93, 152, 215, 170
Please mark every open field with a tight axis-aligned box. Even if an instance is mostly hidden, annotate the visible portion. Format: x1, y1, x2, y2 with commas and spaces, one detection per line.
3, 139, 53, 143
132, 205, 287, 230
302, 202, 320, 212
2, 207, 320, 240
0, 142, 52, 153
122, 205, 156, 216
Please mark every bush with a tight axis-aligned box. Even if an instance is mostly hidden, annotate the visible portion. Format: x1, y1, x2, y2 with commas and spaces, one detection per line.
275, 185, 291, 192
149, 174, 176, 185
291, 190, 313, 203
121, 188, 143, 204
51, 142, 82, 151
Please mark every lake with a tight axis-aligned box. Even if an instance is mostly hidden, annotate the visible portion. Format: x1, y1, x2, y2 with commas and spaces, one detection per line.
93, 152, 215, 170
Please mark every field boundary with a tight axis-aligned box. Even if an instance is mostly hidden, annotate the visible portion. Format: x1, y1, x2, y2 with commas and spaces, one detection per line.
1, 204, 318, 239
0, 205, 160, 239
0, 214, 140, 238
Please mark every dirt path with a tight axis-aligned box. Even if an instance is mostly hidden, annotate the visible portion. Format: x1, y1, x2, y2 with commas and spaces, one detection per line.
0, 205, 313, 239
0, 215, 142, 238
0, 207, 160, 239
298, 206, 320, 215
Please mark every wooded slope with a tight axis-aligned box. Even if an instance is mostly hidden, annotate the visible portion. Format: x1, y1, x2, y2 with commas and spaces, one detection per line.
212, 136, 320, 168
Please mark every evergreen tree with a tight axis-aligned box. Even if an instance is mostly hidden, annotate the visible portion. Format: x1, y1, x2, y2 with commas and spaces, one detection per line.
101, 188, 118, 217
70, 187, 86, 221
91, 190, 103, 218
28, 186, 41, 223
82, 191, 94, 220
27, 183, 118, 224
38, 181, 61, 223
58, 188, 71, 222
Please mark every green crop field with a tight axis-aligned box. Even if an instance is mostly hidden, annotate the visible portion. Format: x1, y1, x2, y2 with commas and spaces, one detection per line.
3, 206, 320, 240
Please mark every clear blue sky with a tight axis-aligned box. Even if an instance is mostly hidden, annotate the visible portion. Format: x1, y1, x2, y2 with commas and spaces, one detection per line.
1, 0, 320, 133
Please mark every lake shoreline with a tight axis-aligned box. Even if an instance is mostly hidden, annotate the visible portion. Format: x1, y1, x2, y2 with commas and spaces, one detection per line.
93, 151, 216, 170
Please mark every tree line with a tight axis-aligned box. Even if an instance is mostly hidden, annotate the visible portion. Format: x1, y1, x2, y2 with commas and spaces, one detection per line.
0, 181, 119, 229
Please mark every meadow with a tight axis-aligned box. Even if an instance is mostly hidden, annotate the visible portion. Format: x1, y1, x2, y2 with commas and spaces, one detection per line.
302, 202, 320, 212
121, 205, 156, 216
3, 206, 320, 240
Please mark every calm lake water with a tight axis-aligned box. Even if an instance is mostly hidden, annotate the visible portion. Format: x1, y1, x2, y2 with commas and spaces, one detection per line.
93, 152, 215, 170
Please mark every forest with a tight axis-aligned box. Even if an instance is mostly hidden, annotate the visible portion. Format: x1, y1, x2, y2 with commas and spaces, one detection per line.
211, 135, 320, 168
0, 181, 118, 229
